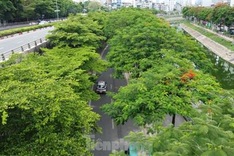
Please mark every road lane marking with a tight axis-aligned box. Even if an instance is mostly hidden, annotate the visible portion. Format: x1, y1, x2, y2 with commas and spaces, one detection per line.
112, 119, 115, 129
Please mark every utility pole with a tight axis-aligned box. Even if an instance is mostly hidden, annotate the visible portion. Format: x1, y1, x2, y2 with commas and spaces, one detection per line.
55, 0, 60, 20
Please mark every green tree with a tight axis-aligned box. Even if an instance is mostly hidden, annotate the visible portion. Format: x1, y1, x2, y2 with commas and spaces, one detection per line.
211, 3, 230, 26
34, 0, 55, 19
87, 1, 102, 12
47, 14, 106, 49
116, 89, 234, 156
182, 6, 190, 17
107, 23, 169, 78
59, 0, 83, 16
102, 9, 219, 126
223, 7, 234, 29
182, 7, 198, 18
0, 0, 16, 22
21, 0, 37, 21
102, 50, 221, 126
210, 3, 234, 31
104, 8, 158, 39
102, 8, 234, 156
87, 11, 108, 26
0, 46, 108, 155
9, 0, 24, 22
197, 7, 213, 22
20, 0, 82, 21
106, 9, 214, 78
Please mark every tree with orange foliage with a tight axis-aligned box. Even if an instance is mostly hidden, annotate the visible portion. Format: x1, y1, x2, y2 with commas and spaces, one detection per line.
180, 70, 196, 83
102, 50, 221, 126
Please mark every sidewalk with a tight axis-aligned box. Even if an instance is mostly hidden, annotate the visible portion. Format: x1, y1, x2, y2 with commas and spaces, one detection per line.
193, 23, 234, 43
180, 24, 234, 65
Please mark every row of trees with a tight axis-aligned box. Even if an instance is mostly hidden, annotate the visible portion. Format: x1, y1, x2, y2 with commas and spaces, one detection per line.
0, 0, 105, 23
182, 3, 234, 31
0, 12, 109, 155
99, 8, 234, 155
0, 7, 233, 155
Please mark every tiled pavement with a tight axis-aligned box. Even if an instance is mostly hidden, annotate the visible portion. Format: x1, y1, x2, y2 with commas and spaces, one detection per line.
180, 24, 234, 65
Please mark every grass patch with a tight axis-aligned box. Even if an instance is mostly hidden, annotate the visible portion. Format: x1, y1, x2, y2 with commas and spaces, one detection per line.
0, 23, 53, 38
184, 22, 234, 52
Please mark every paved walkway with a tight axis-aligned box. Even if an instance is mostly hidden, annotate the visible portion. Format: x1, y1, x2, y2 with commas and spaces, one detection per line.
180, 24, 234, 65
193, 23, 234, 43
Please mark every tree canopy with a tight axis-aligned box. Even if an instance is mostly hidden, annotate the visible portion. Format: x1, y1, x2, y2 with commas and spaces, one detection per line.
0, 7, 233, 156
106, 8, 214, 79
0, 46, 108, 155
0, 10, 108, 155
47, 14, 106, 50
182, 4, 234, 29
99, 8, 234, 156
0, 0, 104, 23
125, 90, 234, 156
102, 50, 221, 126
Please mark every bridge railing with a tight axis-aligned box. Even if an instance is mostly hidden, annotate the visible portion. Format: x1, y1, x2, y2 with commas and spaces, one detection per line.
0, 37, 47, 62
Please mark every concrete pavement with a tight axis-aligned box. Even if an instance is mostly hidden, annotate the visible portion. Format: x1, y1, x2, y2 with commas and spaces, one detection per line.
180, 24, 234, 65
193, 23, 234, 43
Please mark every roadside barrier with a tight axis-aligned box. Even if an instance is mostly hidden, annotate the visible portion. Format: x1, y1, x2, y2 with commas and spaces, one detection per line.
0, 37, 47, 62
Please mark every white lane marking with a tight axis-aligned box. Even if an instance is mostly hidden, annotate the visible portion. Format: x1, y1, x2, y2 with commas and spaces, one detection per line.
111, 98, 115, 129
112, 119, 115, 129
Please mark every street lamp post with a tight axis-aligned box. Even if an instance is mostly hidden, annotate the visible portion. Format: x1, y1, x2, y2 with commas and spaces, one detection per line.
55, 0, 60, 20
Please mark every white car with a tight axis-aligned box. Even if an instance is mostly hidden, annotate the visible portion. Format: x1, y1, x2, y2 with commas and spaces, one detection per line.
96, 81, 107, 94
38, 21, 48, 25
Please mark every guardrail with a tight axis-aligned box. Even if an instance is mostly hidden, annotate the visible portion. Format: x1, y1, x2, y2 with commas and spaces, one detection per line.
0, 37, 47, 62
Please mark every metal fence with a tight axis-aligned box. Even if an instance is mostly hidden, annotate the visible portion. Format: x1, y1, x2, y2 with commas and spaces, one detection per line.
0, 37, 47, 62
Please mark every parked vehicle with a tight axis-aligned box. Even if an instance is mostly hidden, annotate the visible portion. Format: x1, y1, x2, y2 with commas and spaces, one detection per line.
38, 20, 48, 25
229, 29, 234, 35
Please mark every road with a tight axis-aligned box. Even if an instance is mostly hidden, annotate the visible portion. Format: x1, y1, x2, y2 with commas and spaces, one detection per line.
0, 27, 53, 54
91, 47, 186, 156
0, 23, 30, 31
0, 23, 186, 155
91, 47, 138, 156
180, 24, 234, 65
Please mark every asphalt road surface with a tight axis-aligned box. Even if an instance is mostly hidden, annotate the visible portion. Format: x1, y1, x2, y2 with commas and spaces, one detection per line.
91, 46, 187, 156
0, 27, 53, 54
91, 47, 139, 156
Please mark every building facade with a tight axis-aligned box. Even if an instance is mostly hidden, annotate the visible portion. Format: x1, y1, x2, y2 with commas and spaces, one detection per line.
230, 0, 234, 6
201, 0, 213, 6
105, 0, 198, 11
